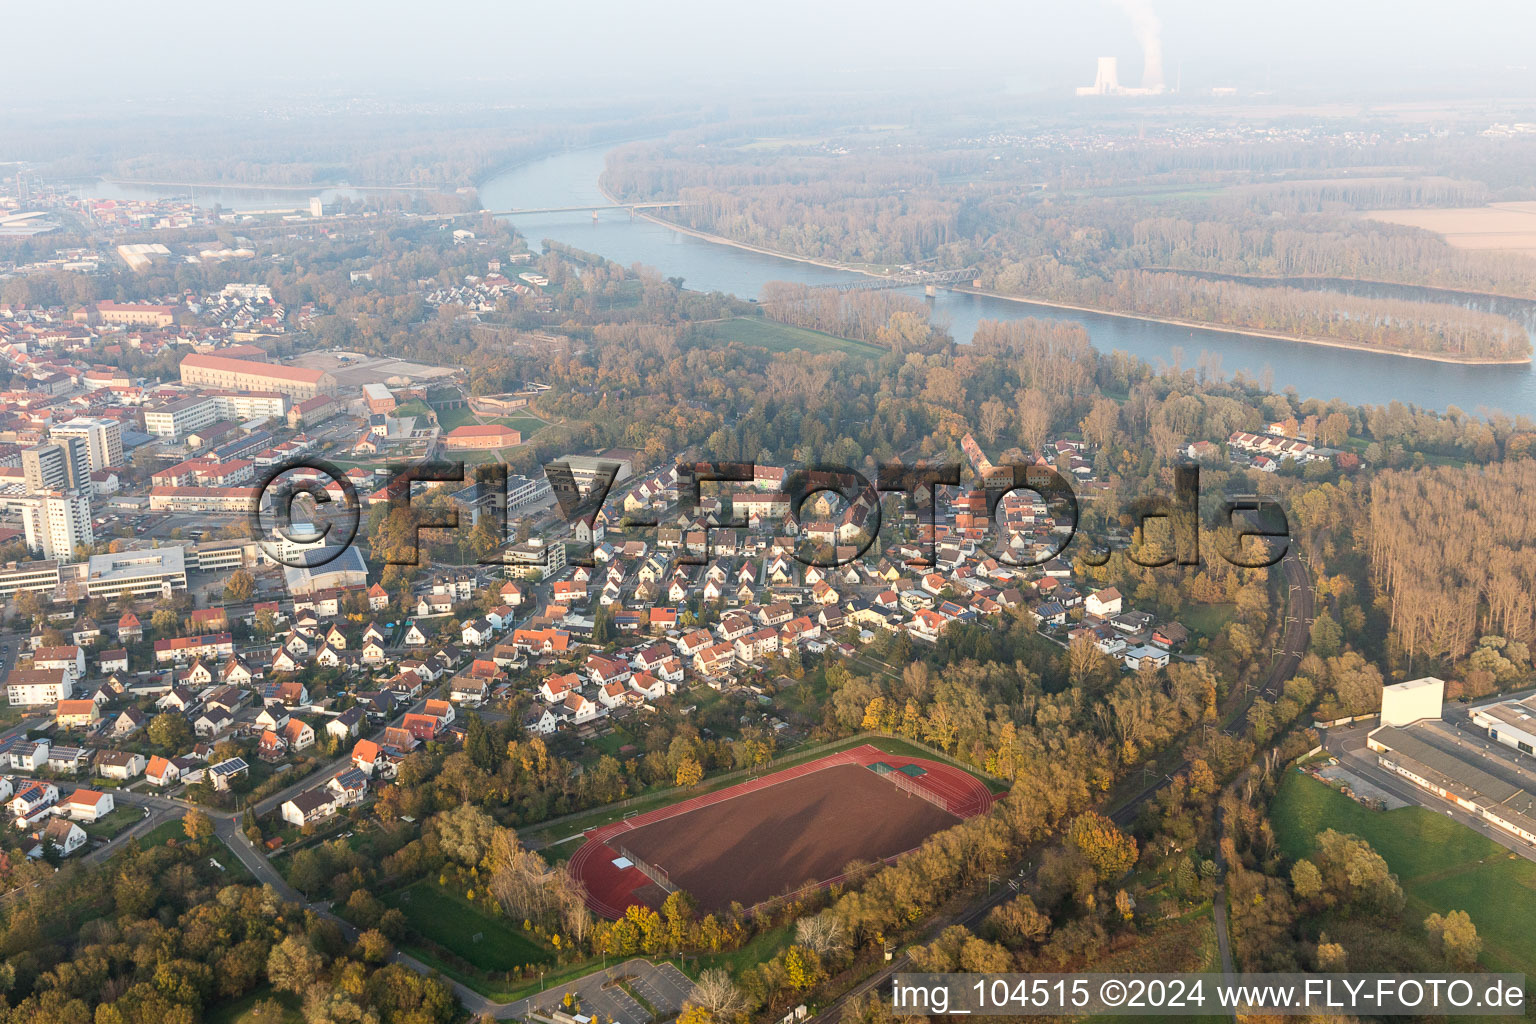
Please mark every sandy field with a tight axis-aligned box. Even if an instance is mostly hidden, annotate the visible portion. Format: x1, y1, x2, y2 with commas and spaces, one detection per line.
1366, 202, 1536, 257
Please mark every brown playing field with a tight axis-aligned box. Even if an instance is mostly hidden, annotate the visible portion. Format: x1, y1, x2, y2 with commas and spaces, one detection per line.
617, 762, 960, 911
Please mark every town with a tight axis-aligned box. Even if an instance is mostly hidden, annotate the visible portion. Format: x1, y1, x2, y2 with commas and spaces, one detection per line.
3, 11, 1536, 1022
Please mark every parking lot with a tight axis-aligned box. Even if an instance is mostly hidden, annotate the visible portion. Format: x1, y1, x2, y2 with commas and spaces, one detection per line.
522, 960, 694, 1024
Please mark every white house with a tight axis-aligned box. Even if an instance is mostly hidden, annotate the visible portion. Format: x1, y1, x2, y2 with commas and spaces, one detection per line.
7, 670, 73, 706
326, 768, 369, 808
326, 708, 364, 741
146, 756, 181, 787
629, 672, 672, 700
1085, 588, 1123, 618
539, 673, 581, 704
1123, 646, 1170, 672
461, 619, 494, 647
523, 706, 558, 735
449, 677, 489, 705
96, 751, 146, 780
9, 781, 57, 820
32, 646, 86, 683
60, 788, 115, 822
281, 787, 338, 827
562, 691, 599, 724
31, 817, 86, 858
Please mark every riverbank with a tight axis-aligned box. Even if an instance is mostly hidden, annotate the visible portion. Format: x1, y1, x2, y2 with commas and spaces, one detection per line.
1145, 267, 1536, 307
614, 197, 1531, 365
597, 179, 878, 277
952, 288, 1534, 366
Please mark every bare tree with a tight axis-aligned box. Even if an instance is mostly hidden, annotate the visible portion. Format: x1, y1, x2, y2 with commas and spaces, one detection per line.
795, 912, 848, 956
686, 969, 746, 1022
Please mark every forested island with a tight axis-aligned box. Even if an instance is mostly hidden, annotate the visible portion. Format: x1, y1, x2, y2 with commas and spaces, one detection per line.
604, 122, 1536, 362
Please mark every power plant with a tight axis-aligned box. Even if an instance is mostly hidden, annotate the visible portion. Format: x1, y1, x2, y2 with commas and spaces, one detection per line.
1076, 0, 1166, 96
1076, 54, 1165, 96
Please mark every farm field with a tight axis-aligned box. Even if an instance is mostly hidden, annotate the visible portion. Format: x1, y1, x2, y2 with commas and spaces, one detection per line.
1366, 203, 1536, 258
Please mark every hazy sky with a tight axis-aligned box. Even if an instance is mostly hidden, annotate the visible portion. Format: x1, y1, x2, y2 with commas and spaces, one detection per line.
6, 0, 1536, 108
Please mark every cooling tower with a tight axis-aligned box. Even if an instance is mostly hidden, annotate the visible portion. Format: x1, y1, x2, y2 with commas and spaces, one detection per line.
1095, 56, 1120, 93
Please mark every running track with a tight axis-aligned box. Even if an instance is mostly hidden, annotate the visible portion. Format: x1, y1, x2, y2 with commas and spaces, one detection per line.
568, 745, 997, 919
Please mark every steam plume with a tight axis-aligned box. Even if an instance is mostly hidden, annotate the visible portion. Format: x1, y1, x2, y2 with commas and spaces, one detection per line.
1109, 0, 1164, 92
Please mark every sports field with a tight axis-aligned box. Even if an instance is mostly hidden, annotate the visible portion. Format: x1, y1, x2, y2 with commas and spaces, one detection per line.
569, 745, 995, 916
383, 880, 554, 971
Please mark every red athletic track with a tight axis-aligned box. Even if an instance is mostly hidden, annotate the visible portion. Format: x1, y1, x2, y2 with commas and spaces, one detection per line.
568, 744, 997, 919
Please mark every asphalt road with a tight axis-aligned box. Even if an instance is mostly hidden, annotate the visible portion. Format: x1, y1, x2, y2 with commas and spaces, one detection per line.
1322, 721, 1536, 865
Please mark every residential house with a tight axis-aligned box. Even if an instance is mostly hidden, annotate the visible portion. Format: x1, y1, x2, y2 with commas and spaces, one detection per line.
60, 789, 114, 822
449, 677, 489, 705
351, 739, 397, 779
208, 757, 250, 791
110, 708, 147, 738
146, 755, 180, 787
461, 618, 494, 647
281, 787, 338, 827
55, 700, 100, 730
523, 706, 558, 735
561, 691, 599, 724
1084, 587, 1123, 618
258, 729, 289, 761
96, 750, 146, 780
192, 708, 234, 738
1123, 646, 1170, 672
281, 719, 316, 752
8, 782, 59, 820
326, 707, 364, 741
30, 818, 86, 858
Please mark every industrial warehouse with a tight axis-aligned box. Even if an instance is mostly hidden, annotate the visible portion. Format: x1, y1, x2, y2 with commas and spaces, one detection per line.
1364, 678, 1536, 846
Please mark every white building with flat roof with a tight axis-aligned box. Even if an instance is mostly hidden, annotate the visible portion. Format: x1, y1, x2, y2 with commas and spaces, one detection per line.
1381, 676, 1445, 727
84, 547, 187, 600
1472, 694, 1536, 755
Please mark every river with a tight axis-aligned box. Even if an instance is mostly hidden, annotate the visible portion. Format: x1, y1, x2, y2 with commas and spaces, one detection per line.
479, 147, 1536, 416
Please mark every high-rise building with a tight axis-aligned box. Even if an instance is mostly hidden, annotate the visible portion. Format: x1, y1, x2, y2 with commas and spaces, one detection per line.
21, 439, 89, 492
20, 491, 93, 561
49, 417, 124, 473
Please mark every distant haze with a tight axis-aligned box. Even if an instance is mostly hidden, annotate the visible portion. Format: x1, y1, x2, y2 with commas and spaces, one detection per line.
2, 0, 1535, 109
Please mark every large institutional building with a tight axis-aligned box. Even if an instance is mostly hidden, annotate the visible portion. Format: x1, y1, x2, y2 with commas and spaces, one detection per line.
95, 301, 177, 327
179, 353, 336, 401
